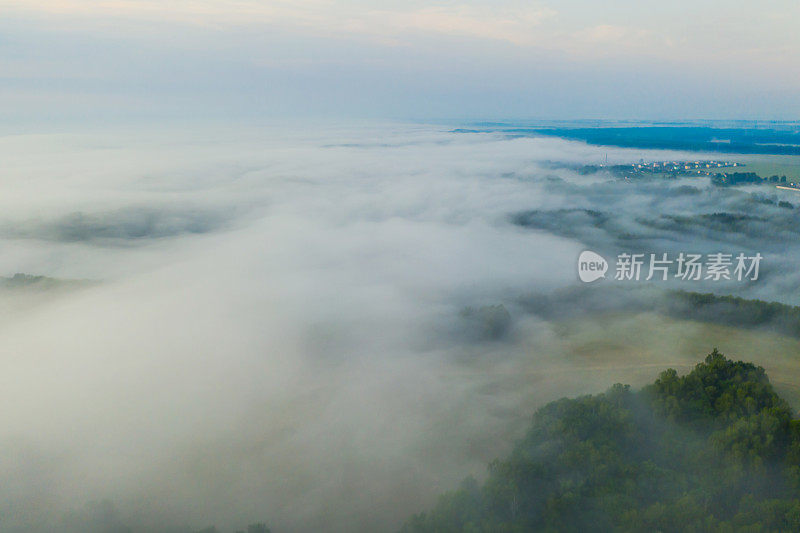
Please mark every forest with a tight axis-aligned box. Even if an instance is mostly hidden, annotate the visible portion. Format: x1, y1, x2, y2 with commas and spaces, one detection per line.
402, 350, 800, 532
666, 292, 800, 339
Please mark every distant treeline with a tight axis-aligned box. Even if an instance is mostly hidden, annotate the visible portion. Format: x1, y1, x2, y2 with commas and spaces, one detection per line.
54, 500, 271, 533
520, 287, 800, 341
402, 351, 800, 532
712, 171, 789, 187
0, 272, 94, 290
666, 291, 800, 339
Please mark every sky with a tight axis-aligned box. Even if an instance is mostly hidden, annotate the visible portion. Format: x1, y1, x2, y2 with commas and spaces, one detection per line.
2, 0, 800, 122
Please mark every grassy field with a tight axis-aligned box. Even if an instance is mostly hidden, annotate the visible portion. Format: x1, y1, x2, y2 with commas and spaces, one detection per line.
442, 310, 800, 461
423, 310, 800, 500
543, 312, 800, 408
718, 154, 800, 181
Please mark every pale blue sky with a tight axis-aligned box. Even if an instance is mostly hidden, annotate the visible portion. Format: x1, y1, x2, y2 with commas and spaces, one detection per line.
2, 0, 799, 122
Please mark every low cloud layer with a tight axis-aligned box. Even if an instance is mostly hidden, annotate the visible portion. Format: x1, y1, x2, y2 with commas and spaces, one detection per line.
1, 124, 799, 532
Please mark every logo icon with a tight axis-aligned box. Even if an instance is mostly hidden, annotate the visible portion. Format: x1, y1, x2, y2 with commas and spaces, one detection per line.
578, 250, 608, 283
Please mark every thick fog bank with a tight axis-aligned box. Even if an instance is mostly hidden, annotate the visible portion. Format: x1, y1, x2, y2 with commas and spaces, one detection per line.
0, 124, 796, 532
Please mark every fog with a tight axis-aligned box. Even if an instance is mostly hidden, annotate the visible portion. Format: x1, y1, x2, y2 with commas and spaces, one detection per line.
0, 123, 798, 532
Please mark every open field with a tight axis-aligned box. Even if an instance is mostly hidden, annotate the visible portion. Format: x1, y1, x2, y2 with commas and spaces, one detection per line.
546, 312, 800, 407
435, 309, 800, 469
715, 154, 800, 181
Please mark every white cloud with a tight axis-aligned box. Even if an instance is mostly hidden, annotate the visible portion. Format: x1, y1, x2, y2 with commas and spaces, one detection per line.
4, 0, 556, 46
352, 5, 557, 46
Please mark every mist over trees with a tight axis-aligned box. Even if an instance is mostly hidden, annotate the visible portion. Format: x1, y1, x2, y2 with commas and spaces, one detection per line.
403, 351, 800, 532
3, 125, 800, 531
523, 287, 800, 340
59, 500, 270, 533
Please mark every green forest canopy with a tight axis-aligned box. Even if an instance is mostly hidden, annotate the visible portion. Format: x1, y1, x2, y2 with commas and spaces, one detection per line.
402, 350, 800, 532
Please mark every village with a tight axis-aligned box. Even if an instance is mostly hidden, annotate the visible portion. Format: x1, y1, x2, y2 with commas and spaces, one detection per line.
595, 159, 800, 191
605, 159, 742, 178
